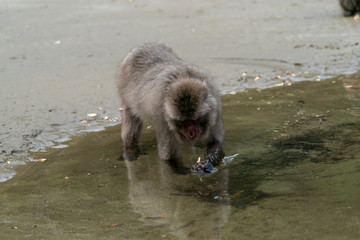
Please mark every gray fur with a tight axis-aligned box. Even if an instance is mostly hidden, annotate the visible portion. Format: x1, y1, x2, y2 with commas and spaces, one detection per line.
118, 43, 224, 164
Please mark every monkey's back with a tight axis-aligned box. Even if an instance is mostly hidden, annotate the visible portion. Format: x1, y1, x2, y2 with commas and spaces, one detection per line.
118, 43, 220, 124
121, 43, 182, 75
119, 43, 181, 118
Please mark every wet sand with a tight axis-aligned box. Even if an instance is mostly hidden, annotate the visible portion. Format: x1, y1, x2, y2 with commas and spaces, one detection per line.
1, 74, 359, 239
1, 0, 360, 163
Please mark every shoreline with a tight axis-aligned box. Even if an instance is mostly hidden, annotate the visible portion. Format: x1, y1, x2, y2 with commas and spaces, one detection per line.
2, 71, 359, 182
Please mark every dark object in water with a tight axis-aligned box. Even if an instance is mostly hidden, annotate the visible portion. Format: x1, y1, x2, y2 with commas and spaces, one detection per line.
339, 0, 360, 16
192, 158, 214, 174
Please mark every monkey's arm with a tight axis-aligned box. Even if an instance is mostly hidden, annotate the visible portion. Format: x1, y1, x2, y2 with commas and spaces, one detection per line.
192, 139, 224, 173
205, 139, 224, 166
193, 112, 225, 173
155, 121, 178, 162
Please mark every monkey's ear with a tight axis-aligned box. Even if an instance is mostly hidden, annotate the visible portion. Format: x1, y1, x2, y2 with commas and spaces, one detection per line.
205, 94, 218, 111
169, 72, 179, 81
198, 103, 211, 115
158, 66, 180, 84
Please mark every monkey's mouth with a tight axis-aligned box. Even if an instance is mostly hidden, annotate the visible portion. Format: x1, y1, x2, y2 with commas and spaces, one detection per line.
181, 118, 201, 140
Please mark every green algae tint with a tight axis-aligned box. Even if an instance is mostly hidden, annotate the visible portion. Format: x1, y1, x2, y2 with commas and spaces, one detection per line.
1, 73, 359, 240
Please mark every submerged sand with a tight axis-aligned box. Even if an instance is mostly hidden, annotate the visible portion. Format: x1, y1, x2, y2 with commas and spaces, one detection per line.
0, 74, 359, 239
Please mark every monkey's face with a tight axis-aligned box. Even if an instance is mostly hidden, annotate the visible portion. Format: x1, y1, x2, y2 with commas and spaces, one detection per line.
164, 78, 214, 142
172, 114, 209, 142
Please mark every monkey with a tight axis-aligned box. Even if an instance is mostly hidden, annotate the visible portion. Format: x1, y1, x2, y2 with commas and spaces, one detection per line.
339, 0, 360, 16
118, 43, 224, 173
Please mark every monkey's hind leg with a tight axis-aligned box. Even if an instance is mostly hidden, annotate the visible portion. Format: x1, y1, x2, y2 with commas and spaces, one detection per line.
121, 107, 143, 160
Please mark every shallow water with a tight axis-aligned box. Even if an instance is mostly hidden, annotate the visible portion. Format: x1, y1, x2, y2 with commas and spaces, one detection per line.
1, 74, 359, 239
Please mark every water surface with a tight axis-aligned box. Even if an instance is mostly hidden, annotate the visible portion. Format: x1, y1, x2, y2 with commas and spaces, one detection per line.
1, 73, 359, 239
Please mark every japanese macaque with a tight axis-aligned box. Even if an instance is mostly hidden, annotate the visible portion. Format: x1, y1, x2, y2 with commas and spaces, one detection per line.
339, 0, 360, 16
118, 43, 224, 173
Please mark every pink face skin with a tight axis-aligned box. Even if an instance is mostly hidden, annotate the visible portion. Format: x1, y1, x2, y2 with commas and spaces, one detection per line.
181, 118, 201, 140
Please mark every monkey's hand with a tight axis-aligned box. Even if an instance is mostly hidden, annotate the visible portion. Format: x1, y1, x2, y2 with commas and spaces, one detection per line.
192, 157, 214, 174
192, 141, 225, 173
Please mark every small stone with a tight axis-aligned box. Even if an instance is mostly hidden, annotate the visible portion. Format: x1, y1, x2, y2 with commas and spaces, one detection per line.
87, 113, 97, 118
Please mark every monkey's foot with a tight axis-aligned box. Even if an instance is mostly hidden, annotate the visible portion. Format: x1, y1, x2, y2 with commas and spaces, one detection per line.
123, 146, 141, 161
192, 159, 214, 174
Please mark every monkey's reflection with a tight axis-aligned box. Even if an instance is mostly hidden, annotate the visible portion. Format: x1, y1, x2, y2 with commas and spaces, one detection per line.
125, 152, 230, 239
